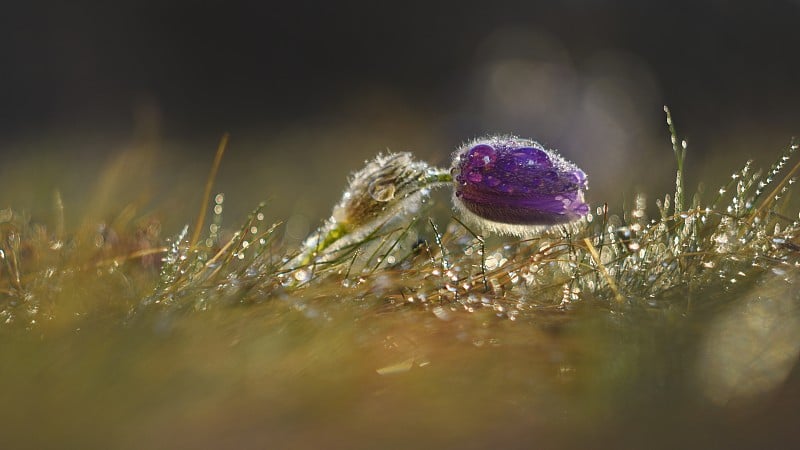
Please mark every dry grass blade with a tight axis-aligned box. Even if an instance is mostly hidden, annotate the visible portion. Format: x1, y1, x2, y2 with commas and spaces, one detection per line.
190, 133, 230, 248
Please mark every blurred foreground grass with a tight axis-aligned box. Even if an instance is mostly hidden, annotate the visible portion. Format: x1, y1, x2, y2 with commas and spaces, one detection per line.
2, 123, 800, 449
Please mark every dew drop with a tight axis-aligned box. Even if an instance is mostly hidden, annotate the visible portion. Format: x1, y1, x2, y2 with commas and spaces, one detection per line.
466, 171, 483, 183
294, 269, 310, 282
368, 180, 396, 202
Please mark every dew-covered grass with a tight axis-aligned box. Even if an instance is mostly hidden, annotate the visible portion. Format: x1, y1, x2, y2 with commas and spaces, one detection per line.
2, 117, 800, 449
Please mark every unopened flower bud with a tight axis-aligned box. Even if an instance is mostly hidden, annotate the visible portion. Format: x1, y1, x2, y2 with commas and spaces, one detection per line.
451, 136, 589, 235
331, 152, 440, 228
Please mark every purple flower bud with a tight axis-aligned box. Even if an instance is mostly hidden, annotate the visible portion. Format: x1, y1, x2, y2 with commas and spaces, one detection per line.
452, 136, 589, 234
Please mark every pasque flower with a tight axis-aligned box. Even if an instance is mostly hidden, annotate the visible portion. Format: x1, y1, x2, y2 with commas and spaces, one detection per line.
451, 136, 589, 235
296, 135, 588, 263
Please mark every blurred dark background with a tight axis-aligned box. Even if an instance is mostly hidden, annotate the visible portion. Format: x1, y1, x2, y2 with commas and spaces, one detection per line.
1, 0, 799, 236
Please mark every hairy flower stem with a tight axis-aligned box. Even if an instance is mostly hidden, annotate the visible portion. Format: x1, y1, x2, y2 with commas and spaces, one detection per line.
293, 157, 452, 267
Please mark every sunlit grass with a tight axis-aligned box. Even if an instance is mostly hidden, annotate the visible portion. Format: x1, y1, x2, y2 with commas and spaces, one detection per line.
1, 112, 799, 448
